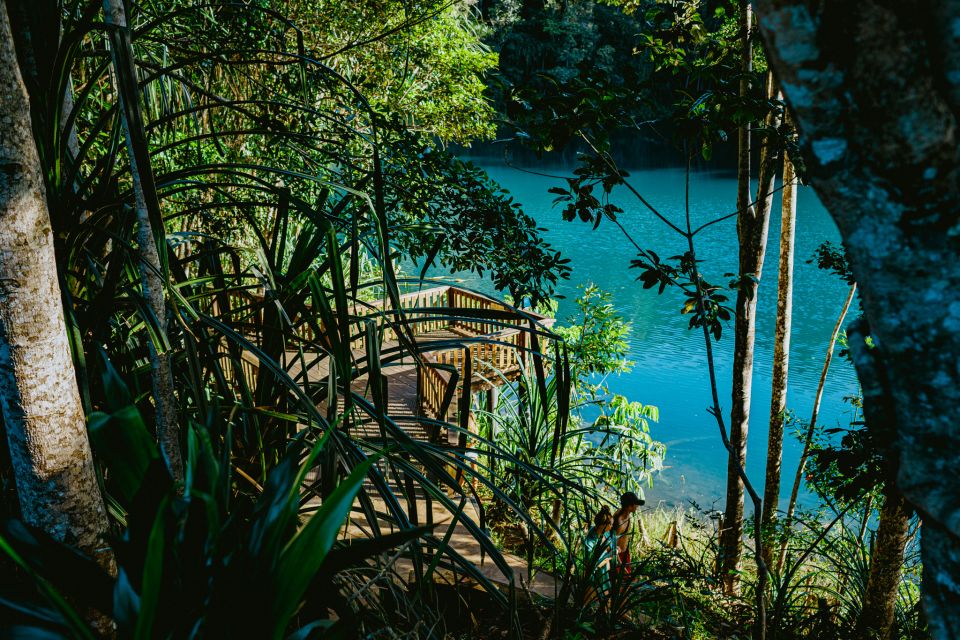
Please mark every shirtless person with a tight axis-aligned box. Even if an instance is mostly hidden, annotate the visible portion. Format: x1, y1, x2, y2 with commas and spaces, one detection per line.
612, 491, 644, 570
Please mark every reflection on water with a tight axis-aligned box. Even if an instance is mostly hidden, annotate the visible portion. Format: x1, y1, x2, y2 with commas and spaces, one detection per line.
426, 157, 860, 512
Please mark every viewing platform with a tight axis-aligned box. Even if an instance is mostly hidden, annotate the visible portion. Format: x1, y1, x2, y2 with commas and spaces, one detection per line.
227, 284, 553, 439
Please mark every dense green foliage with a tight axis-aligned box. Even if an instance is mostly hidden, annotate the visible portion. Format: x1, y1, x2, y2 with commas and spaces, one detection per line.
479, 288, 663, 548
0, 0, 926, 639
0, 0, 574, 635
245, 0, 500, 143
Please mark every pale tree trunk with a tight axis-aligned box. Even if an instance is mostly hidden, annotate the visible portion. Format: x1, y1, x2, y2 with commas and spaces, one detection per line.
757, 4, 960, 635
735, 4, 754, 228
760, 144, 797, 569
777, 282, 856, 571
720, 66, 783, 593
0, 1, 109, 561
857, 490, 911, 640
103, 0, 182, 484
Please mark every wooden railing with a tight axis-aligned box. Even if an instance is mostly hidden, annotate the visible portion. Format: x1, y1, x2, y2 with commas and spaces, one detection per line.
279, 285, 453, 352
212, 283, 554, 434
418, 363, 453, 425
447, 287, 512, 336
436, 288, 552, 379
350, 285, 451, 349
416, 290, 553, 439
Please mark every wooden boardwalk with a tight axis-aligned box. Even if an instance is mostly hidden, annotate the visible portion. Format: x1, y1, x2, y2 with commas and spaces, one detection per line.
234, 286, 557, 597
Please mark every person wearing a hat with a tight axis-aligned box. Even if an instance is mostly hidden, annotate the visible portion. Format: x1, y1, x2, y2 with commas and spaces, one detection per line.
612, 491, 644, 571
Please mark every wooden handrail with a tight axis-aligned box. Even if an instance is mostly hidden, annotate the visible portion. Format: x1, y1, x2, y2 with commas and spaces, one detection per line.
223, 283, 549, 340
215, 284, 555, 430
417, 360, 453, 431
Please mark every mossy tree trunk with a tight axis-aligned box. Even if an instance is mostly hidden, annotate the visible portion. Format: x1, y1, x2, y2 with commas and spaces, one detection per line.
857, 490, 911, 640
757, 1, 960, 636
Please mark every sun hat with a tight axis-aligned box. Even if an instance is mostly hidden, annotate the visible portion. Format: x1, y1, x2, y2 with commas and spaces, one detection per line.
620, 491, 645, 507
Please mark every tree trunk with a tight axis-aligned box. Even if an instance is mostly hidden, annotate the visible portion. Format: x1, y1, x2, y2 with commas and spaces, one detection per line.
0, 1, 110, 561
857, 490, 911, 640
760, 145, 797, 569
777, 282, 856, 571
719, 2, 753, 592
720, 65, 783, 593
102, 0, 182, 484
756, 3, 960, 636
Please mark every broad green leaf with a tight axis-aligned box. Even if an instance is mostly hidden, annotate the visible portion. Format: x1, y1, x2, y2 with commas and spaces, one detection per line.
88, 406, 159, 505
270, 455, 378, 639
134, 500, 168, 640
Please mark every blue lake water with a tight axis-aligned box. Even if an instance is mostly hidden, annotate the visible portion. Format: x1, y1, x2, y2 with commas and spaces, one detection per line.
425, 158, 860, 512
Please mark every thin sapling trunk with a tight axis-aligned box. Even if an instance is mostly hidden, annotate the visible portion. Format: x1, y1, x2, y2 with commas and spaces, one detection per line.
760, 143, 797, 568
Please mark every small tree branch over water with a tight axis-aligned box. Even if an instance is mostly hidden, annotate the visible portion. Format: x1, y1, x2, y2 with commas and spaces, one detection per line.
777, 282, 857, 571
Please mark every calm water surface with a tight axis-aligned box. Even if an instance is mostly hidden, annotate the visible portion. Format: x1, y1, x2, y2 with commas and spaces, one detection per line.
427, 158, 860, 512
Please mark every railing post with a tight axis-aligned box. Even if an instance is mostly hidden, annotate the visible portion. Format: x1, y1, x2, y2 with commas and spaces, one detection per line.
486, 387, 498, 414
455, 348, 472, 487
446, 287, 456, 332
